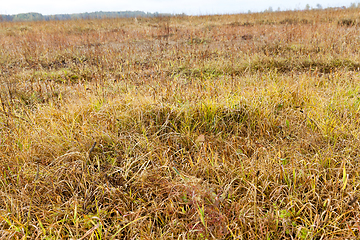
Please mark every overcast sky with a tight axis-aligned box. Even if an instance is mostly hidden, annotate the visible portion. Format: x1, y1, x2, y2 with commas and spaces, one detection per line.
1, 0, 358, 15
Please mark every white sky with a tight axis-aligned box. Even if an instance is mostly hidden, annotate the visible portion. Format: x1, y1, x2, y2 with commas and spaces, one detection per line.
0, 0, 358, 15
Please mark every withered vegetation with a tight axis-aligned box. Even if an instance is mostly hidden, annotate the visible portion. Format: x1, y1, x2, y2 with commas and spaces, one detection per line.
1, 8, 360, 239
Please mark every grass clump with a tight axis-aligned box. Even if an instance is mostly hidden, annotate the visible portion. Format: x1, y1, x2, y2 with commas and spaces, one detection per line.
1, 7, 360, 239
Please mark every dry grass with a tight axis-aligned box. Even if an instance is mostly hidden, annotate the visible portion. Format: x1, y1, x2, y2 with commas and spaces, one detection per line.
1, 8, 360, 239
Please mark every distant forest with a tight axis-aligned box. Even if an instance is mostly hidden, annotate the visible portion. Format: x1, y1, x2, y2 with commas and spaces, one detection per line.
0, 11, 170, 22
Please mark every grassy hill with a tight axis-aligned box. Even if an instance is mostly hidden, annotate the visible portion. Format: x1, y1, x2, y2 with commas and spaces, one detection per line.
0, 7, 360, 239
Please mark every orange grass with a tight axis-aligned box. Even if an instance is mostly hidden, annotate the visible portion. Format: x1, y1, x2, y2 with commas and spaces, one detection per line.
1, 8, 360, 239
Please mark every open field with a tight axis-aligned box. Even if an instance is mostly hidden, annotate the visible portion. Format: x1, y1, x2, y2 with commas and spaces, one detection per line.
1, 8, 360, 239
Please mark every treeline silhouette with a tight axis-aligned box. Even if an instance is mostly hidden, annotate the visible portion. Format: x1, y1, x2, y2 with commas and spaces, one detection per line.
0, 11, 169, 22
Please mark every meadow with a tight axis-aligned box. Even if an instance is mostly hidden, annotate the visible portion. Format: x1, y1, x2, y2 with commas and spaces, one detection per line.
1, 8, 360, 239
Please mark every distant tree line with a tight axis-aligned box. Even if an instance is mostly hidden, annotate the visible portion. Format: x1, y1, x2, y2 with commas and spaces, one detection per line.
0, 11, 169, 22
260, 2, 360, 13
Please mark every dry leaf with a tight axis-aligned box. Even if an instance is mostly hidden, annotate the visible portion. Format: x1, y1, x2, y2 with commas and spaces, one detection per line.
196, 134, 205, 143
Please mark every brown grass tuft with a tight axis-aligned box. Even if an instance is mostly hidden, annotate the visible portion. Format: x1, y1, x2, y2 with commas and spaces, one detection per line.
1, 8, 360, 239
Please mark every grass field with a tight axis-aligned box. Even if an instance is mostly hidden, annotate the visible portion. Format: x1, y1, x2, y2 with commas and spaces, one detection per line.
1, 8, 360, 239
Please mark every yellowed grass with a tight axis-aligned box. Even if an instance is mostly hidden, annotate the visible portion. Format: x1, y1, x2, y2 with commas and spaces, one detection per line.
1, 8, 360, 239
